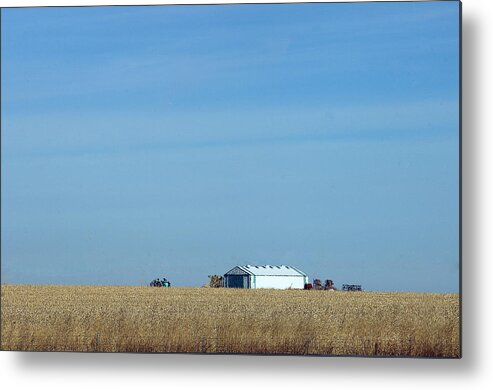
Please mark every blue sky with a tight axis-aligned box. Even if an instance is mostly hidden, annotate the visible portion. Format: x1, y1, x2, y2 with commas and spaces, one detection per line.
1, 2, 460, 292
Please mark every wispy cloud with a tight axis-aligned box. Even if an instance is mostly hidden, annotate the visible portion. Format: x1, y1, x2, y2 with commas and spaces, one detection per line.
3, 99, 457, 160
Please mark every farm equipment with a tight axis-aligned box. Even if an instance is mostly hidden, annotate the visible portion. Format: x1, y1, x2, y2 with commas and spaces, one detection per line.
324, 280, 337, 290
305, 279, 337, 290
150, 278, 171, 287
312, 279, 323, 290
342, 284, 362, 291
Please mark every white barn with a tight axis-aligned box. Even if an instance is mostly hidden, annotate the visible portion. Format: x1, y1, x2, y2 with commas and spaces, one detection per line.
223, 265, 308, 289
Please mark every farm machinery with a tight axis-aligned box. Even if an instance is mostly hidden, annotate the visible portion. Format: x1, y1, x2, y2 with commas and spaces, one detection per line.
150, 277, 171, 287
342, 284, 362, 291
304, 279, 363, 291
304, 279, 337, 290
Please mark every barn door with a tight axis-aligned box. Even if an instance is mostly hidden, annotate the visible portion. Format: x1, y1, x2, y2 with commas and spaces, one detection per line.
227, 275, 245, 288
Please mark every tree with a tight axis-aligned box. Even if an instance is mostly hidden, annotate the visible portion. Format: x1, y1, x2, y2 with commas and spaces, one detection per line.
208, 275, 224, 288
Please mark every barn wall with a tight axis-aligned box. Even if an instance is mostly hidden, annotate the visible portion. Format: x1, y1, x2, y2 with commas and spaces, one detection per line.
254, 275, 305, 289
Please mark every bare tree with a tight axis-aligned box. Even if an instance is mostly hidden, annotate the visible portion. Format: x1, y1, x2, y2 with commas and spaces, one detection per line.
208, 275, 224, 288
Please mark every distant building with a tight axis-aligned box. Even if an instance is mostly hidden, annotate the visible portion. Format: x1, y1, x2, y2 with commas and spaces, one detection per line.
223, 265, 308, 289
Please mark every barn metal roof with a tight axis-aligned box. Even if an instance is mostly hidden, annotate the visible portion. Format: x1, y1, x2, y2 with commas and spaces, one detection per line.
237, 265, 307, 277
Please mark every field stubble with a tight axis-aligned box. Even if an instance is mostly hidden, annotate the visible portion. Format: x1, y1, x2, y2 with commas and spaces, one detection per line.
1, 285, 459, 357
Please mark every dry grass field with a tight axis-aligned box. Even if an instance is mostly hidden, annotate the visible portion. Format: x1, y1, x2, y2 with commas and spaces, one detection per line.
1, 285, 459, 357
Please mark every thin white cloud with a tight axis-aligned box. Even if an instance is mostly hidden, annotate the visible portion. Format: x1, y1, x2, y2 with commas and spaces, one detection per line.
3, 99, 458, 159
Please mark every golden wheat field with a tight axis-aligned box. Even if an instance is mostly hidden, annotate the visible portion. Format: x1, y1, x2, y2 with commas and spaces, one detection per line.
0, 285, 460, 357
